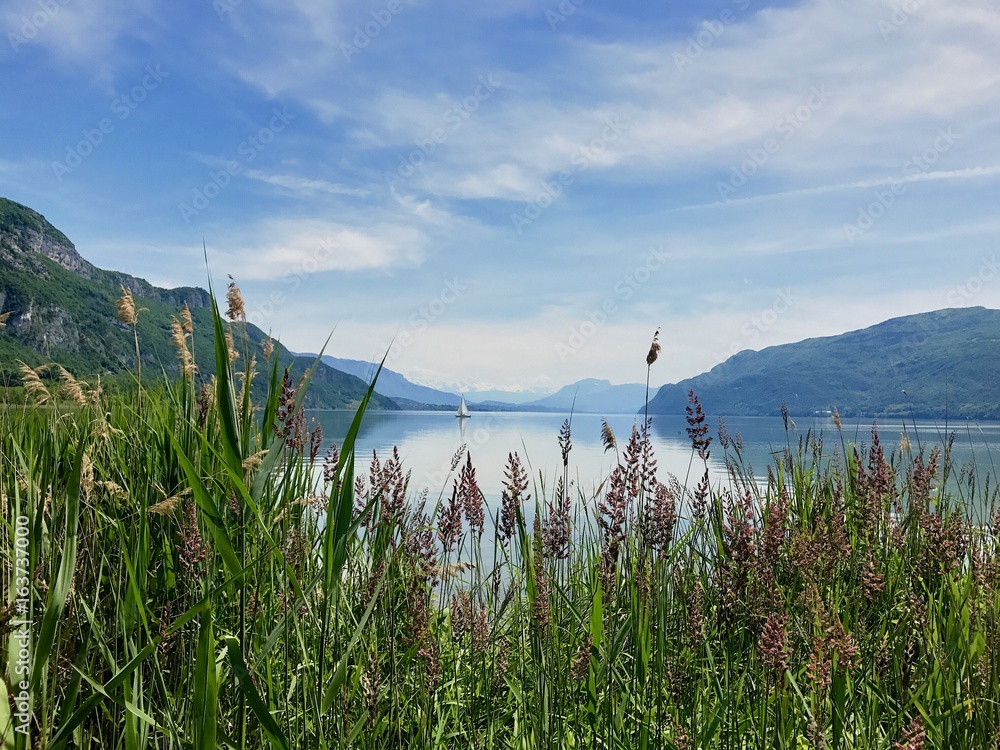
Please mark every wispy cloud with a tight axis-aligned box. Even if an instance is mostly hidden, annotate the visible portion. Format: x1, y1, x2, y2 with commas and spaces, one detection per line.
241, 169, 371, 197
3, 0, 999, 389
215, 218, 427, 280
677, 165, 1000, 211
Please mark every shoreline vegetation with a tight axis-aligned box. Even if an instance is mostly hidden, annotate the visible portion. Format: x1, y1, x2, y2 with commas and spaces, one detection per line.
2, 282, 999, 749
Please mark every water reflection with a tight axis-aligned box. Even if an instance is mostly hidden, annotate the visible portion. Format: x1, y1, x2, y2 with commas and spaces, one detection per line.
304, 410, 996, 511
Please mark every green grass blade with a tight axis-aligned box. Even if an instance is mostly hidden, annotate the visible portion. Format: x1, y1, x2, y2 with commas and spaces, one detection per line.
29, 436, 83, 692
223, 636, 290, 750
192, 608, 218, 750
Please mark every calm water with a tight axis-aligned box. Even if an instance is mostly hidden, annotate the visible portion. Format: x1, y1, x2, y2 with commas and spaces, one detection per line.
306, 410, 1000, 511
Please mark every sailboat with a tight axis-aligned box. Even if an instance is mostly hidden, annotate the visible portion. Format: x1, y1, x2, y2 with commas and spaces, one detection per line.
456, 395, 471, 419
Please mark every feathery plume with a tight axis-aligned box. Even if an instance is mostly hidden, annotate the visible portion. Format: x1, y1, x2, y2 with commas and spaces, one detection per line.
225, 275, 246, 322
170, 316, 197, 379
600, 418, 616, 453
646, 328, 661, 366
0, 310, 10, 328
543, 479, 571, 560
645, 481, 677, 554
197, 381, 214, 428
180, 302, 193, 333
176, 500, 210, 578
759, 612, 790, 681
225, 328, 239, 364
438, 484, 463, 553
500, 451, 529, 541
262, 331, 274, 360
18, 361, 50, 405
571, 634, 593, 682
242, 450, 268, 472
148, 495, 182, 516
531, 514, 551, 630
56, 365, 89, 407
115, 285, 138, 325
685, 390, 712, 461
458, 453, 484, 537
558, 419, 572, 466
896, 717, 925, 750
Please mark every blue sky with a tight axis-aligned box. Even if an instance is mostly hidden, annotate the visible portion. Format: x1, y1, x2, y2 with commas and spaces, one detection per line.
2, 0, 998, 395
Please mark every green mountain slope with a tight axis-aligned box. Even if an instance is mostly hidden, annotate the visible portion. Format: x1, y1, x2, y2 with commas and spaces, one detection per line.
0, 197, 397, 410
647, 307, 1000, 419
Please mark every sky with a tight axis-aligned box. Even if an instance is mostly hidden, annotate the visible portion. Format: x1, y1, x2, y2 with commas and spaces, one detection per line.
2, 0, 999, 396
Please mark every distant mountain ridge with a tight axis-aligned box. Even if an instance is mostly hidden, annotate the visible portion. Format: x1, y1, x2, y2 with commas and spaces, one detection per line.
315, 355, 462, 407
647, 307, 1000, 419
524, 378, 653, 413
0, 197, 396, 410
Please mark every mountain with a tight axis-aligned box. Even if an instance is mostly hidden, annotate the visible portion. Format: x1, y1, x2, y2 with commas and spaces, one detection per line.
464, 389, 552, 404
0, 197, 397, 410
647, 308, 1000, 419
313, 355, 461, 407
525, 378, 653, 413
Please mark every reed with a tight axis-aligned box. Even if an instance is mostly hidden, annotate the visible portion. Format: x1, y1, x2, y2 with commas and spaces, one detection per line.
1, 292, 999, 749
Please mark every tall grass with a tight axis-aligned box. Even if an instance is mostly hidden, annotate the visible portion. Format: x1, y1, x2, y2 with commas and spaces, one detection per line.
1, 291, 999, 748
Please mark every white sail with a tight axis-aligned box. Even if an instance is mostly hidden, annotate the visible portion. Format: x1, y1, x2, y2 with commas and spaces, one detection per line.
456, 395, 471, 418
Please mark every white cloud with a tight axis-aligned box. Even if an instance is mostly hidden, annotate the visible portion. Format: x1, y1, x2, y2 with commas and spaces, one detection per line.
241, 169, 371, 197
217, 217, 427, 280
2, 0, 155, 72
677, 165, 1000, 211
351, 0, 1000, 201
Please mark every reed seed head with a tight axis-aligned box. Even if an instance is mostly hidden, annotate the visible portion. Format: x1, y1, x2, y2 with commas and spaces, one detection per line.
115, 285, 138, 325
225, 328, 239, 364
558, 419, 572, 466
56, 365, 89, 407
600, 418, 616, 453
646, 328, 661, 366
18, 361, 50, 405
896, 716, 925, 750
225, 275, 246, 322
543, 481, 571, 560
170, 316, 197, 379
685, 390, 712, 461
571, 634, 593, 681
458, 453, 484, 537
180, 302, 193, 332
438, 484, 463, 553
500, 451, 529, 541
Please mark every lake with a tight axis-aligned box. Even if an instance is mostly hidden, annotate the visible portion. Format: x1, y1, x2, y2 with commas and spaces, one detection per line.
306, 410, 1000, 514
